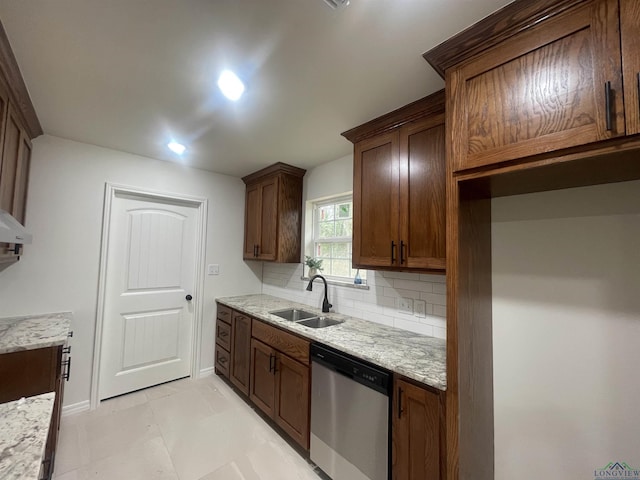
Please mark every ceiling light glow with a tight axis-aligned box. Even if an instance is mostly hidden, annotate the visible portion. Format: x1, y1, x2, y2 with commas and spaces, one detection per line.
218, 70, 245, 101
167, 141, 186, 155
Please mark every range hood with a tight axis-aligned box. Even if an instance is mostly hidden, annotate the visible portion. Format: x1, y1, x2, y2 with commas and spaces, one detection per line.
0, 209, 32, 244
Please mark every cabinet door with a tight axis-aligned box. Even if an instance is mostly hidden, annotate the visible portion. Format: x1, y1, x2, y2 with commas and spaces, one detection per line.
0, 104, 22, 215
621, 0, 640, 135
12, 130, 31, 226
243, 183, 261, 259
449, 0, 623, 172
274, 353, 310, 450
249, 338, 276, 417
230, 312, 251, 395
257, 176, 278, 260
399, 117, 446, 270
392, 378, 441, 480
353, 130, 400, 267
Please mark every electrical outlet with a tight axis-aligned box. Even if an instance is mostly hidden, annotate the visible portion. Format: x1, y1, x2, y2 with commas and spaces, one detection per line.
207, 264, 220, 275
414, 300, 426, 318
398, 297, 413, 315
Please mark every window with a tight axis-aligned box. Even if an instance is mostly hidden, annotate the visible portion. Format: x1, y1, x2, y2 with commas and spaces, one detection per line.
311, 195, 365, 282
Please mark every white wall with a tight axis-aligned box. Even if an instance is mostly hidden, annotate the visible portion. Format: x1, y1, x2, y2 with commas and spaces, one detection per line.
492, 180, 640, 479
263, 154, 448, 338
0, 135, 263, 407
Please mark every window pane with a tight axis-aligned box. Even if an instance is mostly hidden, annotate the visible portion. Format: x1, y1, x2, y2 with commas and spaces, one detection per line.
319, 221, 335, 238
335, 219, 352, 238
337, 203, 351, 219
333, 242, 349, 259
331, 259, 351, 278
318, 205, 335, 221
316, 243, 332, 258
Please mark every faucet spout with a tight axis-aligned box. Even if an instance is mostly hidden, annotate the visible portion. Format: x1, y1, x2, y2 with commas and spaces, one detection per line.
306, 274, 332, 313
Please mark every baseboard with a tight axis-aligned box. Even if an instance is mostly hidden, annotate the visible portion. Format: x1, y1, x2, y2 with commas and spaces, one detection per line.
199, 366, 215, 378
62, 400, 90, 417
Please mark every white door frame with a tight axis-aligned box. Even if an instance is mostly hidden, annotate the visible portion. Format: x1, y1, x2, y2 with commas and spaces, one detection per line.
90, 182, 208, 410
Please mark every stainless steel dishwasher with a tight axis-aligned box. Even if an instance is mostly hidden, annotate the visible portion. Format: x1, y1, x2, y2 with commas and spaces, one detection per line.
310, 343, 391, 480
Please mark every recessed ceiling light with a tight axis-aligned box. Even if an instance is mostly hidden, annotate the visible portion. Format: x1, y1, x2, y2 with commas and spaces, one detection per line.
218, 70, 245, 101
167, 141, 186, 155
322, 0, 350, 9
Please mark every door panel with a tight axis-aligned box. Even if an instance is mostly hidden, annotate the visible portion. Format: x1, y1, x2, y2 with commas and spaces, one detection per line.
275, 353, 310, 450
230, 312, 252, 395
621, 0, 640, 135
0, 106, 20, 214
244, 184, 260, 259
258, 177, 278, 260
100, 194, 198, 400
401, 119, 446, 270
353, 131, 400, 267
450, 0, 623, 171
392, 379, 440, 480
250, 338, 276, 416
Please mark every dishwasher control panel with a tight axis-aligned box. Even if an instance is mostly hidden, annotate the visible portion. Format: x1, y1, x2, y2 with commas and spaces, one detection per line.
311, 343, 391, 395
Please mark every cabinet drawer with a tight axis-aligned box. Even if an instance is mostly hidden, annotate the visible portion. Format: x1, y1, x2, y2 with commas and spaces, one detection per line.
251, 319, 309, 364
216, 304, 232, 325
215, 346, 230, 378
215, 320, 231, 351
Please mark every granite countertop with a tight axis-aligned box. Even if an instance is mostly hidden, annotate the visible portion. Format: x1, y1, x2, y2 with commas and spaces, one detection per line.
217, 294, 446, 391
0, 312, 72, 354
0, 392, 55, 480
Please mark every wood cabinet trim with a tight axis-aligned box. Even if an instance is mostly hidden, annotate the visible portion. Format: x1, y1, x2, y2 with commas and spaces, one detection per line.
0, 21, 42, 138
241, 162, 306, 185
423, 0, 585, 77
342, 90, 445, 144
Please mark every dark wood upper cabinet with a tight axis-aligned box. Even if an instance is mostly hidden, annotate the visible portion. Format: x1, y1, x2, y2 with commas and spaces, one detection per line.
242, 162, 306, 263
424, 0, 640, 174
344, 90, 446, 272
621, 0, 640, 136
0, 21, 42, 265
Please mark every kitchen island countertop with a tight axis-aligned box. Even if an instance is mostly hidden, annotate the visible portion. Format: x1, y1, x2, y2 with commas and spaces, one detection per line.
0, 392, 55, 480
0, 312, 72, 355
217, 294, 446, 391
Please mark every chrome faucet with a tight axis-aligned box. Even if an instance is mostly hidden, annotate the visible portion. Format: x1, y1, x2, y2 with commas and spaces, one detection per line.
306, 274, 332, 313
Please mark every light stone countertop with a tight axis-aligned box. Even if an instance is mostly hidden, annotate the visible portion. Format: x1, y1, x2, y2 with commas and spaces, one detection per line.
0, 312, 72, 355
217, 294, 446, 391
0, 392, 55, 480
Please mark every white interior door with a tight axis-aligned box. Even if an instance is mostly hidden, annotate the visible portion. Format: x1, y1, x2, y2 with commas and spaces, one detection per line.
99, 192, 199, 400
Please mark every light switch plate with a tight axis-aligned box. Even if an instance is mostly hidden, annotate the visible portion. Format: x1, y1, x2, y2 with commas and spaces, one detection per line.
398, 297, 413, 315
207, 264, 220, 275
414, 300, 426, 318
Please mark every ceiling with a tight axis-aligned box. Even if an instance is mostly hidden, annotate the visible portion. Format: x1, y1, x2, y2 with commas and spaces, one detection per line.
0, 0, 512, 177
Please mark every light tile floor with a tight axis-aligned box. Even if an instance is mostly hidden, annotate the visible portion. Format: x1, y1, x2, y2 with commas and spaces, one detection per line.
52, 375, 323, 480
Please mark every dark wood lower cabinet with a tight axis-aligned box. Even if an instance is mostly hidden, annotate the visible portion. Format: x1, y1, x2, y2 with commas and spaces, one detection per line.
274, 351, 310, 449
230, 311, 251, 395
392, 377, 443, 480
0, 345, 68, 480
249, 336, 310, 450
250, 338, 276, 415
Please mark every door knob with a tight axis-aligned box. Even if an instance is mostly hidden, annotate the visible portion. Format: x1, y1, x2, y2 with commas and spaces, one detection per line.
186, 294, 193, 301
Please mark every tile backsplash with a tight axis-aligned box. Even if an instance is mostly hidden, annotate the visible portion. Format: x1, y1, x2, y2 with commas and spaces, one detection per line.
262, 263, 446, 339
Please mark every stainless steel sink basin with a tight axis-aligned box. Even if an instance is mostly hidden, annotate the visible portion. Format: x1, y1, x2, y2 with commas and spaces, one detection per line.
296, 317, 344, 329
270, 308, 318, 322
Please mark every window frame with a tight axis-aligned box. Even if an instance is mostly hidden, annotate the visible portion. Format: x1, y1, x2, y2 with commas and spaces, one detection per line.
310, 194, 364, 283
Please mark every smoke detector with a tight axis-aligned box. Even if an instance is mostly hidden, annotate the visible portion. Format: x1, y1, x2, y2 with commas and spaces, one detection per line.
322, 0, 350, 10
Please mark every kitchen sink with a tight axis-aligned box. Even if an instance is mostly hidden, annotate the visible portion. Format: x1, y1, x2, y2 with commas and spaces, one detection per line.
296, 317, 344, 329
270, 308, 318, 322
